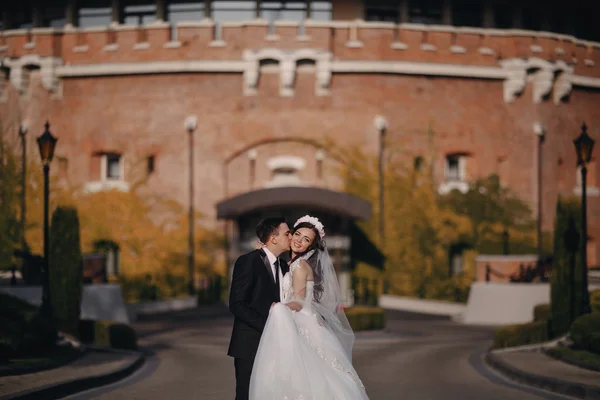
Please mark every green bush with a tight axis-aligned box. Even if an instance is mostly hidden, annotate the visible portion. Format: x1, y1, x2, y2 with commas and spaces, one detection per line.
534, 304, 550, 322
78, 319, 138, 350
49, 207, 84, 336
493, 320, 550, 349
591, 289, 600, 314
550, 197, 584, 337
570, 313, 600, 355
109, 324, 138, 350
0, 293, 56, 358
345, 307, 385, 331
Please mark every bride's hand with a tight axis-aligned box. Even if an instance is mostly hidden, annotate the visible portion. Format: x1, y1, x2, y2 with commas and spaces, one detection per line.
253, 241, 265, 250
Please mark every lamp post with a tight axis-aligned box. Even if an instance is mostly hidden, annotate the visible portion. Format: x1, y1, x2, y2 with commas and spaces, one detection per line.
533, 122, 545, 262
19, 121, 29, 251
573, 122, 594, 315
374, 115, 388, 247
185, 115, 198, 296
36, 121, 57, 320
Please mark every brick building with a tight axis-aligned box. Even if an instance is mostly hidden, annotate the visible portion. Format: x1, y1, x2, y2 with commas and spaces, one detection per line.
1, 0, 599, 283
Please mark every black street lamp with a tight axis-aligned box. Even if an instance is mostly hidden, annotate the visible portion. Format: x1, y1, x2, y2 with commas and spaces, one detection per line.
36, 121, 57, 320
573, 122, 595, 316
185, 115, 198, 296
19, 122, 28, 251
374, 115, 388, 248
534, 122, 545, 261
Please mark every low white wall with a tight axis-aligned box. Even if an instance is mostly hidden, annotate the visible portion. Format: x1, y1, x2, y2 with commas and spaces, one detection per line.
0, 284, 130, 324
379, 294, 467, 317
462, 282, 549, 326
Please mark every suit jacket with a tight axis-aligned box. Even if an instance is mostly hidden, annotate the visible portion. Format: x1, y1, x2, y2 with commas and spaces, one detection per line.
228, 248, 289, 360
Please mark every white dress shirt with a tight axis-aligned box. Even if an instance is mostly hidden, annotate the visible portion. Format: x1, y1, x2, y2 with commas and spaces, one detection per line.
263, 247, 284, 301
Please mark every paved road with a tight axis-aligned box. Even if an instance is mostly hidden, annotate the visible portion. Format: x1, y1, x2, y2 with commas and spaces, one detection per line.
65, 308, 576, 400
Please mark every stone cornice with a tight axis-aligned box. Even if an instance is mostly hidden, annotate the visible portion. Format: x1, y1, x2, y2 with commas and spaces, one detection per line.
331, 60, 507, 80
55, 60, 248, 77
5, 55, 600, 103
571, 75, 600, 88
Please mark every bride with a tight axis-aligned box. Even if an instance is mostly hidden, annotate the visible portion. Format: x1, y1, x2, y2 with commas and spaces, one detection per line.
249, 215, 369, 400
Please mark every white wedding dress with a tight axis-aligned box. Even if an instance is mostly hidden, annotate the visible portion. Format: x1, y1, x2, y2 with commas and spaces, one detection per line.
249, 253, 369, 400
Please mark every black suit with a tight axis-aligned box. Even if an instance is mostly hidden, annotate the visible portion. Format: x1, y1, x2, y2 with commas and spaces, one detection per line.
228, 248, 288, 400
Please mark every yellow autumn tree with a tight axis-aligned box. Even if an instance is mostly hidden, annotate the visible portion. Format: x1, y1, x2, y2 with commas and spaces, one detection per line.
331, 134, 474, 302
72, 189, 224, 302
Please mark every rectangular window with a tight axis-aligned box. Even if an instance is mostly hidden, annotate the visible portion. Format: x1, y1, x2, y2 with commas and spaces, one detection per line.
147, 155, 155, 174
105, 153, 122, 180
409, 0, 443, 24
43, 5, 67, 28
78, 6, 112, 27
452, 0, 483, 27
576, 161, 598, 189
493, 4, 512, 29
124, 3, 157, 25
445, 154, 462, 182
167, 1, 205, 23
167, 1, 205, 40
522, 7, 541, 31
310, 1, 332, 21
260, 1, 307, 22
549, 10, 572, 35
212, 1, 255, 23
365, 1, 399, 22
12, 8, 33, 29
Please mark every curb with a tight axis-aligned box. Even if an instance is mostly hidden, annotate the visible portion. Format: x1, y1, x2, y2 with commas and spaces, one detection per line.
0, 348, 85, 377
2, 350, 145, 400
543, 348, 600, 373
485, 351, 600, 400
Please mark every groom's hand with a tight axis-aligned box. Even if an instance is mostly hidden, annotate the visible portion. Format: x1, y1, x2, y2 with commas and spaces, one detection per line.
271, 302, 277, 308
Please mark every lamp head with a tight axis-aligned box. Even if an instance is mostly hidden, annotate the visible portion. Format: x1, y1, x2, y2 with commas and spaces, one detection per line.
374, 115, 388, 132
36, 121, 58, 165
184, 115, 198, 133
19, 120, 29, 135
533, 122, 544, 138
573, 123, 595, 167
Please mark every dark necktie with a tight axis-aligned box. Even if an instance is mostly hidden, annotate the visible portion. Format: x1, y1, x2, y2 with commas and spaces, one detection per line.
274, 259, 280, 290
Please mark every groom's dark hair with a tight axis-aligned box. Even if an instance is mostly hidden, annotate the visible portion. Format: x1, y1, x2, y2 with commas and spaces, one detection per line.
256, 217, 287, 244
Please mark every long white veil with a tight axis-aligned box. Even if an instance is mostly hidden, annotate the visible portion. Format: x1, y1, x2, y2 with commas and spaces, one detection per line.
300, 246, 356, 359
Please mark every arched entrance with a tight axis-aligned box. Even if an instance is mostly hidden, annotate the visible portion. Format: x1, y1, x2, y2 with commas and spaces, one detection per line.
216, 186, 374, 306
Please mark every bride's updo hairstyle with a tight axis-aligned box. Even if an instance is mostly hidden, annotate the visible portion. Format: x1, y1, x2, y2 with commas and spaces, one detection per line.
291, 221, 326, 303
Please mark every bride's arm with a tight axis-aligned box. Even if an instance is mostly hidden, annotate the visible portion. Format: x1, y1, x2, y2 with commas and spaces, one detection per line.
286, 259, 309, 312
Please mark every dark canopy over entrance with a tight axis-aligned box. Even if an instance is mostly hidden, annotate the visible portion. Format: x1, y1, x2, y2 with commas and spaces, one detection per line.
216, 187, 371, 221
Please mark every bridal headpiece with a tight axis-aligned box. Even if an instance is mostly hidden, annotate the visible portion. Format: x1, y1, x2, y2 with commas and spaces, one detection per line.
294, 215, 325, 239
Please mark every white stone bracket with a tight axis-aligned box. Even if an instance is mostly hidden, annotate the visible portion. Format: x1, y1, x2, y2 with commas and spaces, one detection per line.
499, 58, 574, 104
242, 48, 333, 97
2, 54, 63, 95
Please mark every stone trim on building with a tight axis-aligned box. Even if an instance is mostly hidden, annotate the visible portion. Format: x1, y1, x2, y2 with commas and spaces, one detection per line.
3, 53, 600, 104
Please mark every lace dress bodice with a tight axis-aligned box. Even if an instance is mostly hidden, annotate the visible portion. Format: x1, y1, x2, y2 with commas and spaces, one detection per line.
282, 252, 314, 310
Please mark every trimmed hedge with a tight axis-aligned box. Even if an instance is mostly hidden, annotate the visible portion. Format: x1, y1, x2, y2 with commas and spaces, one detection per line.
591, 289, 600, 314
345, 306, 385, 331
534, 304, 550, 322
570, 312, 600, 355
49, 207, 84, 336
79, 319, 137, 350
550, 197, 584, 337
493, 320, 550, 349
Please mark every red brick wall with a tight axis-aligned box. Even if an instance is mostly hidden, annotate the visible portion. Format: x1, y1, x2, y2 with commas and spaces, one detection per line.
1, 25, 600, 245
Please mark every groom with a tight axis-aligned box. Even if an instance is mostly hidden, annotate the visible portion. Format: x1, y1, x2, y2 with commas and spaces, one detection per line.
228, 217, 291, 400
